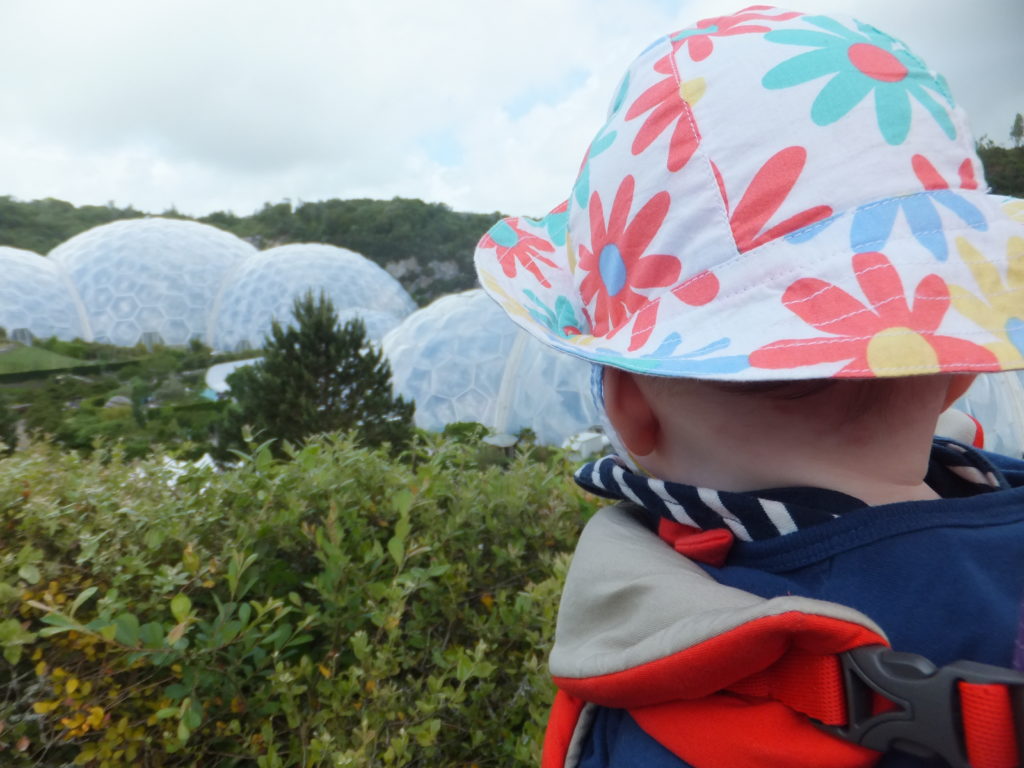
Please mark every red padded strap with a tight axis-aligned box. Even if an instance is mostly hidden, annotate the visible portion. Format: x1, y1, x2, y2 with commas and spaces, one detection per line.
960, 682, 1020, 768
542, 690, 587, 768
629, 695, 880, 768
728, 647, 848, 725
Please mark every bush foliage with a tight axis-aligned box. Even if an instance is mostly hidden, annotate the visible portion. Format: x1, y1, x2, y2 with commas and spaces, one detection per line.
0, 434, 595, 766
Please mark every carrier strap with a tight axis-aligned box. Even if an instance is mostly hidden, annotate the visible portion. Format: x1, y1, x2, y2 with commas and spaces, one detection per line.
738, 644, 1024, 768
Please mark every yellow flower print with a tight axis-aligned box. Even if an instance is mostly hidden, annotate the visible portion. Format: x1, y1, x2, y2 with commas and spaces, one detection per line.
478, 270, 531, 322
1003, 199, 1024, 223
948, 235, 1024, 364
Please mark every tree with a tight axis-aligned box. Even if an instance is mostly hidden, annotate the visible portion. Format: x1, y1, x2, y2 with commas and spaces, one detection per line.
221, 291, 414, 453
1012, 113, 1024, 149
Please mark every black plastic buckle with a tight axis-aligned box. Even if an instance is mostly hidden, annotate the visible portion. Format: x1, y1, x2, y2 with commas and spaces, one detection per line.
821, 645, 1024, 767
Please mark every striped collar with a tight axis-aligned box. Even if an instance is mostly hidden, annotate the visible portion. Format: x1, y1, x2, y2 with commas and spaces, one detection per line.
574, 439, 1009, 542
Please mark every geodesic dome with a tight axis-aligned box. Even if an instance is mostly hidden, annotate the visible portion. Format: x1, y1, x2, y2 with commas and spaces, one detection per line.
50, 218, 255, 347
382, 289, 599, 445
210, 243, 416, 351
0, 246, 90, 342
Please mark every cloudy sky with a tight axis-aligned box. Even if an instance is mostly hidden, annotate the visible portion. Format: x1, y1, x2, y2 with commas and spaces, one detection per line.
0, 0, 1020, 219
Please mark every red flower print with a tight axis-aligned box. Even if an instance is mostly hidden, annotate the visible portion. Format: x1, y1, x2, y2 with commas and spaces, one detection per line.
712, 147, 833, 253
625, 57, 700, 172
750, 251, 999, 376
668, 6, 803, 63
578, 175, 680, 341
479, 217, 557, 288
912, 154, 979, 191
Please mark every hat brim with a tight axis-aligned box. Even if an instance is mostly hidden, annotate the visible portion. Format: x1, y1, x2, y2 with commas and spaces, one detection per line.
476, 194, 1024, 381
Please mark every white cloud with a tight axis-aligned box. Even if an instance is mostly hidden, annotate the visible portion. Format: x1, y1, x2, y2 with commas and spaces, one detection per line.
0, 0, 1018, 218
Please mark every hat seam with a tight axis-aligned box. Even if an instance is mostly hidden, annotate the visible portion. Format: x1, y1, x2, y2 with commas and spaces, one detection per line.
662, 36, 740, 270
622, 219, 1013, 344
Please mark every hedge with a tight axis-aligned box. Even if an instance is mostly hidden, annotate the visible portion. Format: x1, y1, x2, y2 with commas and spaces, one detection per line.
0, 434, 596, 766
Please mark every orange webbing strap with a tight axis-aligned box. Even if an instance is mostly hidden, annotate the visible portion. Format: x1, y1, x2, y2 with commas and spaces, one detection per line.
960, 682, 1020, 768
728, 647, 848, 725
732, 647, 1024, 768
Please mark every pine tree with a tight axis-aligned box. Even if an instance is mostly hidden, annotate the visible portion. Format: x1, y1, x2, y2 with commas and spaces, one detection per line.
222, 291, 414, 452
1012, 113, 1024, 149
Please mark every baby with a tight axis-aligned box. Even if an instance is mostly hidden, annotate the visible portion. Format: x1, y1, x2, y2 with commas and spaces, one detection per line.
476, 7, 1024, 768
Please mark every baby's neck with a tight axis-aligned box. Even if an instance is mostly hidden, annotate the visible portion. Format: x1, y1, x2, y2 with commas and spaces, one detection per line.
641, 378, 951, 506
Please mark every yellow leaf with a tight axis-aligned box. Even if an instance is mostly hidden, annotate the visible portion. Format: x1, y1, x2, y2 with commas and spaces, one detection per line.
86, 707, 105, 728
33, 700, 58, 715
35, 661, 48, 677
65, 678, 79, 695
480, 593, 495, 610
317, 664, 332, 679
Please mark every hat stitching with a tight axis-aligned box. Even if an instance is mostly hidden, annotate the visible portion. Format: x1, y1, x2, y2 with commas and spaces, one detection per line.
668, 221, 1008, 316
617, 227, 1012, 345
590, 193, 993, 323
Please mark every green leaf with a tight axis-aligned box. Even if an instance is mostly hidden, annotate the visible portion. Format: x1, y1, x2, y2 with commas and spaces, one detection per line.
37, 625, 76, 638
139, 621, 165, 649
114, 612, 140, 647
69, 586, 98, 618
392, 488, 414, 516
170, 594, 192, 623
386, 534, 404, 566
17, 564, 40, 585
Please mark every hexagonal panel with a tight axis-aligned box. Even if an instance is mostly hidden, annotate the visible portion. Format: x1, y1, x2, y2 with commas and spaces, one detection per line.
0, 246, 89, 341
382, 289, 599, 445
210, 243, 415, 351
50, 218, 255, 347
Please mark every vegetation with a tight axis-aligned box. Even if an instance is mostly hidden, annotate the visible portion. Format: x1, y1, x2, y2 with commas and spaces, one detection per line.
0, 432, 594, 766
0, 345, 101, 376
2, 338, 229, 461
0, 392, 15, 454
977, 140, 1024, 199
0, 197, 144, 256
220, 293, 414, 455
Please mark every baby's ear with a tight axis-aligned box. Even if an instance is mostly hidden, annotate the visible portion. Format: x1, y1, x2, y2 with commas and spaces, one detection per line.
603, 368, 660, 457
943, 374, 977, 411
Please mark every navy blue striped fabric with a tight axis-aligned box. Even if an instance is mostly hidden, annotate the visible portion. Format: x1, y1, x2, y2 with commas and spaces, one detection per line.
574, 439, 1006, 542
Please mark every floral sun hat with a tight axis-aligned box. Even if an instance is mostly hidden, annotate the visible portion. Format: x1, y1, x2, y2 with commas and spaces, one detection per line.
474, 6, 1024, 381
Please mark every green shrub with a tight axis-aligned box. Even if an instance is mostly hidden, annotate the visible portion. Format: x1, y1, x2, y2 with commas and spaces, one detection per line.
0, 433, 595, 766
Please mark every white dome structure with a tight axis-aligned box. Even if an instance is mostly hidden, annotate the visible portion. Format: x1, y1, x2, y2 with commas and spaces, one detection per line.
0, 247, 90, 342
210, 243, 416, 351
50, 218, 255, 347
383, 289, 599, 445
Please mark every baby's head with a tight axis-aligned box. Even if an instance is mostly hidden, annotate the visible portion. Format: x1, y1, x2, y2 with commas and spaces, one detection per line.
599, 369, 975, 501
475, 7, 1024, 490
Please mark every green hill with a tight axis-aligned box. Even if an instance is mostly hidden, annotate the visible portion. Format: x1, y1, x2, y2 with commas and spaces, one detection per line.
0, 345, 97, 375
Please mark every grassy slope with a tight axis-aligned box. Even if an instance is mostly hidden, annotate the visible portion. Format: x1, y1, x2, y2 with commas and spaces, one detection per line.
0, 345, 96, 374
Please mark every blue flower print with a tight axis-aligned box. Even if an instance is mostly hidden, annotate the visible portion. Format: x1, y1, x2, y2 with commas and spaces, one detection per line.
596, 332, 749, 376
524, 290, 584, 337
524, 202, 569, 248
851, 155, 987, 261
762, 15, 955, 145
572, 126, 617, 209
